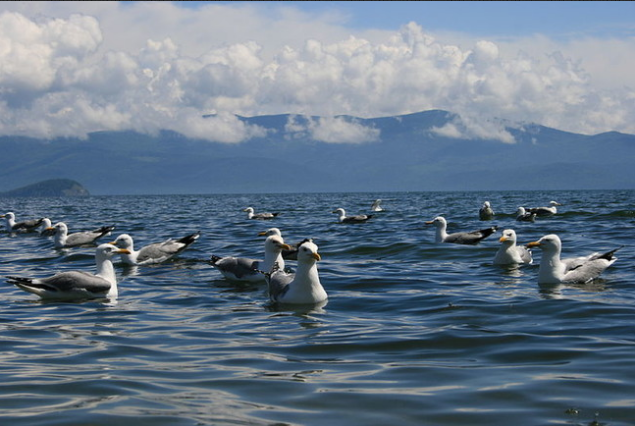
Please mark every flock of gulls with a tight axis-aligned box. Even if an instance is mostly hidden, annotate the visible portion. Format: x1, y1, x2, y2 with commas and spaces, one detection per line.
1, 197, 622, 304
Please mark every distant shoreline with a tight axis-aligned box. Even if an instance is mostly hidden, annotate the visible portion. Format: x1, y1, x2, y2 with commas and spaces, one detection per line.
0, 179, 90, 197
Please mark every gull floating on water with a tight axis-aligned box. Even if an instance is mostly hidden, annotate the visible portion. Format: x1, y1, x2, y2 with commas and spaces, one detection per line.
332, 208, 373, 223
493, 229, 533, 265
39, 218, 55, 236
110, 231, 200, 265
516, 207, 537, 222
479, 201, 495, 221
265, 239, 327, 305
371, 199, 384, 212
426, 216, 497, 245
49, 222, 115, 249
1, 212, 45, 233
244, 207, 279, 220
258, 228, 299, 260
209, 234, 290, 282
527, 234, 620, 284
528, 201, 562, 217
6, 243, 130, 300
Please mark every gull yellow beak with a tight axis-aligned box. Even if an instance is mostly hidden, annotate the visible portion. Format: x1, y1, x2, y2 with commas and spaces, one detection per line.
116, 248, 131, 254
312, 252, 321, 261
527, 241, 541, 248
499, 236, 508, 242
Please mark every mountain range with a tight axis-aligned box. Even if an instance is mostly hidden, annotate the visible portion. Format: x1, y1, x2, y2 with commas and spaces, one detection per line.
0, 110, 633, 195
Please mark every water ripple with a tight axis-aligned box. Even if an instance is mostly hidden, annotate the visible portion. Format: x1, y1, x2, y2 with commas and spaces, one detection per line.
1, 190, 634, 426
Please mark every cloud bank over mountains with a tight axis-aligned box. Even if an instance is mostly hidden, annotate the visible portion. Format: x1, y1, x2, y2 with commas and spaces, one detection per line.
0, 2, 634, 144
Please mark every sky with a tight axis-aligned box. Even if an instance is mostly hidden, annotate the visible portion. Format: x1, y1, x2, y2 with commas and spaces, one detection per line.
0, 1, 634, 144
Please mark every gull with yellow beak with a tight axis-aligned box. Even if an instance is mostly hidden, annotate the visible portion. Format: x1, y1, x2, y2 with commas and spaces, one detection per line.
6, 244, 130, 300
210, 234, 290, 282
527, 234, 620, 284
258, 228, 299, 260
265, 239, 326, 304
493, 229, 533, 265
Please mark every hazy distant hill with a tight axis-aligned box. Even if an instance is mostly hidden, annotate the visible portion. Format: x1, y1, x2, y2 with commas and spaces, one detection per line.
0, 179, 90, 197
0, 110, 633, 195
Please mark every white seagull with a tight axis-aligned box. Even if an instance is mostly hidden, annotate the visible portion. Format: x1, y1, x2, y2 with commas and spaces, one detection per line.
426, 216, 497, 245
479, 201, 495, 221
258, 228, 299, 260
110, 231, 200, 265
49, 222, 115, 249
39, 218, 55, 236
265, 239, 327, 305
209, 234, 290, 282
528, 201, 562, 217
1, 212, 46, 232
6, 244, 130, 300
332, 208, 373, 223
243, 207, 279, 220
527, 234, 621, 284
493, 229, 533, 265
371, 199, 384, 212
516, 207, 537, 222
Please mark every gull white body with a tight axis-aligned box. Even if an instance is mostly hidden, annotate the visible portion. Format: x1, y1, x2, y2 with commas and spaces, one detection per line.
493, 229, 533, 265
516, 207, 537, 222
50, 222, 115, 248
6, 244, 130, 300
2, 212, 45, 232
266, 239, 327, 304
528, 201, 561, 217
528, 234, 619, 284
244, 207, 279, 220
210, 235, 289, 282
479, 201, 494, 221
258, 228, 299, 260
332, 208, 372, 223
426, 216, 497, 245
110, 232, 200, 265
371, 199, 384, 212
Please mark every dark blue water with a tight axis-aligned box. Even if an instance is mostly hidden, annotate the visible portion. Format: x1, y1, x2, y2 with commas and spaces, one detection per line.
1, 190, 634, 426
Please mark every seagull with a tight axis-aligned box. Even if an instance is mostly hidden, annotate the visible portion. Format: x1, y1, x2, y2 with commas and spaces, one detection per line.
528, 201, 562, 217
527, 234, 621, 284
258, 228, 299, 260
109, 231, 200, 265
209, 234, 290, 282
6, 244, 130, 300
49, 222, 116, 249
479, 201, 495, 221
1, 212, 46, 233
493, 229, 533, 265
425, 216, 497, 245
371, 199, 384, 212
39, 218, 55, 236
243, 207, 279, 220
332, 208, 373, 223
265, 239, 327, 305
516, 207, 537, 222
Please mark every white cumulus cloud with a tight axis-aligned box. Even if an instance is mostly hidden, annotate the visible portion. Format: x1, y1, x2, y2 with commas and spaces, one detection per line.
308, 116, 380, 144
0, 3, 633, 143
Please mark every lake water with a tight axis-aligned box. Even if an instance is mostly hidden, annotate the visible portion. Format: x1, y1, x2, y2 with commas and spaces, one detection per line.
1, 190, 634, 426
